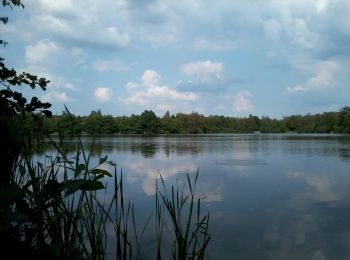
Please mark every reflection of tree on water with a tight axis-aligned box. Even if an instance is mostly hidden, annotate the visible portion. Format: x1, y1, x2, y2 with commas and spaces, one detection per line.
41, 135, 350, 161
139, 143, 156, 158
338, 147, 350, 161
42, 137, 205, 158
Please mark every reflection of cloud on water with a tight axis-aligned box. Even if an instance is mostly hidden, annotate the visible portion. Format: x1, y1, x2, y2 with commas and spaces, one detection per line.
306, 177, 339, 202
124, 161, 197, 196
196, 183, 223, 203
262, 214, 329, 260
287, 171, 340, 203
234, 145, 251, 172
121, 160, 224, 202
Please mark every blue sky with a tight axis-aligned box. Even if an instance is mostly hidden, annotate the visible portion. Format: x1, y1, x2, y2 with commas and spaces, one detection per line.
3, 0, 350, 118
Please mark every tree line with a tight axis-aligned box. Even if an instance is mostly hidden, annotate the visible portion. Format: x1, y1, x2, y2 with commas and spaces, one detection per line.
22, 107, 350, 136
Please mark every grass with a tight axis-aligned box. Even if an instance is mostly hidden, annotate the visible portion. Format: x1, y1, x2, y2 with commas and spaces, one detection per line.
156, 171, 210, 260
0, 109, 211, 259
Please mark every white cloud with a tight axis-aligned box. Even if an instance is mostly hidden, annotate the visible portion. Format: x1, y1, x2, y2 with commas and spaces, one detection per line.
141, 70, 161, 86
126, 82, 138, 90
31, 11, 130, 50
42, 91, 73, 103
25, 40, 61, 66
179, 60, 223, 81
94, 87, 112, 102
192, 38, 238, 51
36, 0, 74, 14
93, 59, 129, 72
139, 24, 179, 47
64, 83, 78, 91
24, 40, 86, 71
287, 60, 340, 93
316, 0, 329, 13
288, 18, 316, 49
124, 70, 197, 106
233, 91, 254, 113
23, 40, 83, 97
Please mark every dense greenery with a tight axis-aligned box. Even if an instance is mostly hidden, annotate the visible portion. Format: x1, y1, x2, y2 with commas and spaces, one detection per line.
38, 107, 350, 136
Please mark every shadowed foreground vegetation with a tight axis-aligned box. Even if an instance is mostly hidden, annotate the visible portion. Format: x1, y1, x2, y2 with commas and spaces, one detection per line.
0, 132, 210, 259
24, 107, 350, 136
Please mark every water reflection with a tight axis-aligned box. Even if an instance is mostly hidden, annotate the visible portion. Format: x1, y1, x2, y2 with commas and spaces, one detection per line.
123, 159, 197, 196
48, 134, 350, 162
43, 134, 350, 259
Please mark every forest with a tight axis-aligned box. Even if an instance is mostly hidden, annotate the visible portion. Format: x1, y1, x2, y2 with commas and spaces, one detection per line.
22, 107, 350, 136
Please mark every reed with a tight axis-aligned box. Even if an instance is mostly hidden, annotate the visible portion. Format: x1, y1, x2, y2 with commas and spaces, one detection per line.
1, 108, 210, 259
156, 171, 210, 260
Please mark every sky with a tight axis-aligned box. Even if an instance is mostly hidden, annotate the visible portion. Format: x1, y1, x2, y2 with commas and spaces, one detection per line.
2, 0, 350, 118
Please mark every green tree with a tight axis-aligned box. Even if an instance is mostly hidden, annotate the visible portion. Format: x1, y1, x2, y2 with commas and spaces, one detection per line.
0, 0, 51, 187
56, 111, 81, 136
338, 107, 350, 133
139, 110, 160, 134
160, 110, 180, 134
1, 1, 54, 256
83, 110, 103, 134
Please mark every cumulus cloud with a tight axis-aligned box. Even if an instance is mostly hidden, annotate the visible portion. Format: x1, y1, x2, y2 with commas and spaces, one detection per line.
42, 91, 73, 103
141, 70, 160, 86
9, 0, 350, 57
23, 40, 83, 94
94, 87, 112, 102
288, 18, 317, 49
179, 60, 223, 81
93, 59, 129, 73
25, 40, 61, 66
124, 70, 197, 106
34, 14, 130, 49
233, 91, 254, 113
126, 82, 138, 90
28, 0, 130, 51
24, 39, 84, 74
286, 60, 340, 93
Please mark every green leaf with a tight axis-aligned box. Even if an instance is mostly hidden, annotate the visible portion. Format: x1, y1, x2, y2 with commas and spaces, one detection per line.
90, 168, 112, 178
0, 89, 12, 97
81, 180, 105, 191
42, 102, 51, 109
75, 163, 86, 177
42, 109, 52, 118
64, 179, 105, 195
43, 179, 63, 197
0, 184, 25, 207
64, 180, 85, 196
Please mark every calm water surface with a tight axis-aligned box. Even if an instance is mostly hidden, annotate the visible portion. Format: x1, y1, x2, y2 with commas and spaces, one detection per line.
61, 134, 350, 259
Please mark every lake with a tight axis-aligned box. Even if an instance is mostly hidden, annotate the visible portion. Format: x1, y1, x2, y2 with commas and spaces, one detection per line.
58, 134, 350, 259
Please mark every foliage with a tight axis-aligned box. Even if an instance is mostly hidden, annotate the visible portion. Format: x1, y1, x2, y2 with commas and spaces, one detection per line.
0, 0, 51, 191
0, 134, 112, 258
37, 107, 350, 136
0, 133, 210, 259
156, 171, 210, 260
139, 110, 160, 134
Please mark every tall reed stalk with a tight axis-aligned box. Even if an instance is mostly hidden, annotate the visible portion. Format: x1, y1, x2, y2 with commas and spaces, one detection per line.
156, 171, 210, 260
2, 107, 210, 259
